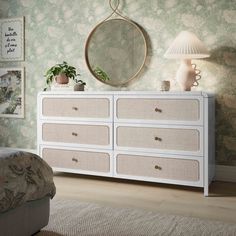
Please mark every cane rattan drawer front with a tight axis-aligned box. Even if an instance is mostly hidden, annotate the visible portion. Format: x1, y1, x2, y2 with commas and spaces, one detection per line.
42, 123, 110, 146
116, 154, 200, 182
42, 97, 111, 119
116, 98, 201, 123
42, 148, 110, 173
116, 125, 201, 153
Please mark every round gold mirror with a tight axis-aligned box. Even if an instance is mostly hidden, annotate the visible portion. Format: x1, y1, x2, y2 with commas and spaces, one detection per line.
85, 18, 147, 86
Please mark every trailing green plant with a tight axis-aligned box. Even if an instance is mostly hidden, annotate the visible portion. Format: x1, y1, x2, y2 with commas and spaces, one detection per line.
44, 61, 79, 91
75, 79, 86, 86
93, 66, 110, 82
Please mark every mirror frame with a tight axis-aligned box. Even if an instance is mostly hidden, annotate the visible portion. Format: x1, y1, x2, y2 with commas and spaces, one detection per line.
85, 18, 147, 86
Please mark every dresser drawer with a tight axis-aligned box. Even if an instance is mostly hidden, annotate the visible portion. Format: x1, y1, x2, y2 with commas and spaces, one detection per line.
41, 97, 111, 119
42, 122, 111, 147
115, 124, 202, 155
42, 147, 110, 173
116, 153, 200, 182
115, 97, 201, 124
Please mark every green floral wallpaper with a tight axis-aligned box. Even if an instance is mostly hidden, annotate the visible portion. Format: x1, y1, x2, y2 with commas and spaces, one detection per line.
0, 0, 235, 166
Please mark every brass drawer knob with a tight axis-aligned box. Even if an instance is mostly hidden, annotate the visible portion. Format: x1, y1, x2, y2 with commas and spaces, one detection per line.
72, 158, 78, 163
72, 106, 78, 111
154, 136, 162, 141
155, 107, 162, 112
154, 165, 162, 170
72, 132, 78, 136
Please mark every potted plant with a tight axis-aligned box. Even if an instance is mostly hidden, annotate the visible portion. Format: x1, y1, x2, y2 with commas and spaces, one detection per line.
74, 79, 86, 91
44, 61, 79, 91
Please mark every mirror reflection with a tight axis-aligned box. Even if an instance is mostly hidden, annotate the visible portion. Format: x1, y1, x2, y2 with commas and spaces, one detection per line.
85, 19, 147, 86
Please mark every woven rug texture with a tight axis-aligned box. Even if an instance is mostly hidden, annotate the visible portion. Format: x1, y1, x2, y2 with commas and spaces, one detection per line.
37, 199, 236, 236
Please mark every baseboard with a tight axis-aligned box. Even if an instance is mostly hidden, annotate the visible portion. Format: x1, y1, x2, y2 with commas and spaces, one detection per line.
215, 165, 236, 183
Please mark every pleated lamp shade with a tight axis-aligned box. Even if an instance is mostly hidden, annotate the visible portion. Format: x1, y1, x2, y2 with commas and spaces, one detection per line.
164, 31, 210, 59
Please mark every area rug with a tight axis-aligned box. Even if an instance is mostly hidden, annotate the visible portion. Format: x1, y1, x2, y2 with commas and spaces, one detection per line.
37, 199, 236, 236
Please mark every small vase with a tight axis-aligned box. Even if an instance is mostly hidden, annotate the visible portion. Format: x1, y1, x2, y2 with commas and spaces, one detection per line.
74, 83, 85, 91
55, 73, 69, 84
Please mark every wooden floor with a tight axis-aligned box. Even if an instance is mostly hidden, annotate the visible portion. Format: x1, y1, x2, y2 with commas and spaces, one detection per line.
53, 172, 236, 224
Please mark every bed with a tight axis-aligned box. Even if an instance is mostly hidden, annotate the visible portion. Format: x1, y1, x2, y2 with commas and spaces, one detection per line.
0, 149, 56, 236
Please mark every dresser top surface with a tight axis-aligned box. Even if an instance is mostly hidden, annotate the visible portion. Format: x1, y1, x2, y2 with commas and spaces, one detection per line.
38, 91, 214, 98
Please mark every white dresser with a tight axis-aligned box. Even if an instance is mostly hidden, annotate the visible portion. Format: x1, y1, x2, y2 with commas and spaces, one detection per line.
37, 91, 215, 196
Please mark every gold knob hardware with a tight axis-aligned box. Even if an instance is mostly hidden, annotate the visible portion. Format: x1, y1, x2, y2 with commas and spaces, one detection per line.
154, 165, 162, 170
72, 106, 78, 111
155, 107, 162, 112
72, 132, 78, 136
154, 136, 162, 141
72, 158, 78, 163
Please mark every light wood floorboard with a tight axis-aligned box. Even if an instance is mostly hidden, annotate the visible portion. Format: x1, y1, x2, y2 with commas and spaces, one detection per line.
53, 172, 236, 224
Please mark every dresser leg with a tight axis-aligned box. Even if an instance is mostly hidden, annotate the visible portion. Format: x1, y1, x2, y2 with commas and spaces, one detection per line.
204, 185, 209, 197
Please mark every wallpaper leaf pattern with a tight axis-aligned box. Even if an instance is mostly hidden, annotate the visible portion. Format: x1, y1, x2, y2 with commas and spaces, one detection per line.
0, 0, 235, 165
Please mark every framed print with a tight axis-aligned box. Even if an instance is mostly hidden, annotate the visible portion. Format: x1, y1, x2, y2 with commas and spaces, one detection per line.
0, 68, 24, 118
0, 17, 24, 61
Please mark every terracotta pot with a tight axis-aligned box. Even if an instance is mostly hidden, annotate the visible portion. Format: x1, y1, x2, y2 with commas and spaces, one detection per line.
55, 73, 69, 84
74, 83, 85, 91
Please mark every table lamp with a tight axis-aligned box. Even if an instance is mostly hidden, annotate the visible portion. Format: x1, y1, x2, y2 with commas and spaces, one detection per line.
164, 31, 210, 91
